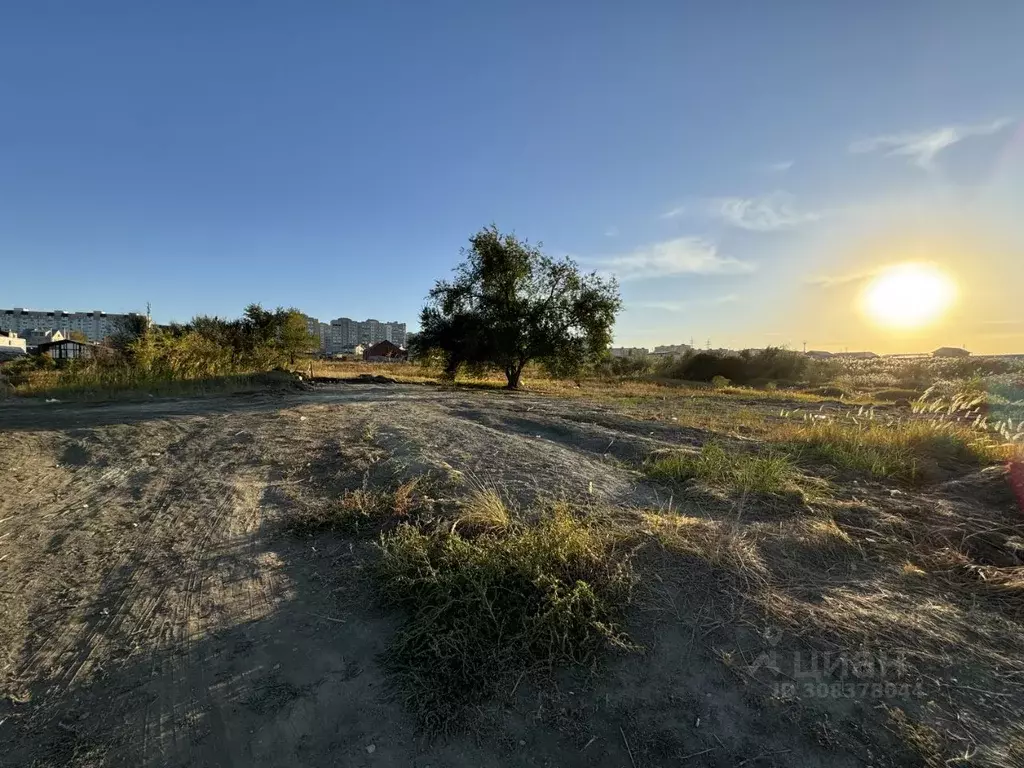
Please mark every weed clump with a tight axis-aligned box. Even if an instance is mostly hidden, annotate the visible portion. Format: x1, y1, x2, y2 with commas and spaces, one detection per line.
289, 479, 421, 537
375, 506, 634, 733
646, 442, 799, 496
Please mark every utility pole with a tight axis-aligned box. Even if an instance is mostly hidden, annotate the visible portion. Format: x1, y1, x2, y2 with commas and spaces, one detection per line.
803, 340, 807, 354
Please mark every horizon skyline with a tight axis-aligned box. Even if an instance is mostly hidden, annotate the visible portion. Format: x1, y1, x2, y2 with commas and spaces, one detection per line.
2, 302, 1015, 357
2, 3, 1022, 355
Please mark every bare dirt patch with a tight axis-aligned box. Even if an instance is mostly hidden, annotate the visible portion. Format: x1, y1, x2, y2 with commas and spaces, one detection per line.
1, 383, 1021, 766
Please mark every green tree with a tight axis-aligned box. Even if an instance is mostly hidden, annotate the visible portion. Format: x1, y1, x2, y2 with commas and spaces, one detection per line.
277, 308, 318, 364
413, 225, 621, 389
242, 304, 279, 351
109, 312, 151, 355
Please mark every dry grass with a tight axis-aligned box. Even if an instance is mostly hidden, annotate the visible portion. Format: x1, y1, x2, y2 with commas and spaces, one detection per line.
10, 368, 302, 400
375, 504, 635, 733
774, 416, 1007, 483
451, 487, 511, 536
640, 511, 767, 584
288, 478, 423, 537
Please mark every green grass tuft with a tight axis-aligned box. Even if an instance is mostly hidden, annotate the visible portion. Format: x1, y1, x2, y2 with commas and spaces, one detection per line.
375, 506, 634, 733
646, 442, 799, 495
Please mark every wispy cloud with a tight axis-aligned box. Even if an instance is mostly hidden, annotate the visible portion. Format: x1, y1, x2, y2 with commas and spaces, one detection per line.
636, 294, 739, 312
805, 269, 879, 288
758, 160, 793, 173
604, 226, 619, 238
849, 118, 1013, 170
596, 238, 756, 280
662, 191, 821, 231
709, 191, 822, 231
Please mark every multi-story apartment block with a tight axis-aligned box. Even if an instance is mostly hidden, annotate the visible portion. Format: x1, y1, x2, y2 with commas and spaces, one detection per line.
328, 317, 359, 352
609, 346, 649, 358
383, 321, 407, 347
0, 308, 136, 342
325, 317, 406, 353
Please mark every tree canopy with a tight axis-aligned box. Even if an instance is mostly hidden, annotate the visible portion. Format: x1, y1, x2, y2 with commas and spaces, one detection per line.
413, 226, 621, 389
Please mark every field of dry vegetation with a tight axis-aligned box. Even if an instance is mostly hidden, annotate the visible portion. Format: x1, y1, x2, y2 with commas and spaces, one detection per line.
1, 363, 1023, 766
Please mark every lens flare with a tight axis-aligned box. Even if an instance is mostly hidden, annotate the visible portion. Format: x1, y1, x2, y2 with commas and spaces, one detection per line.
860, 263, 957, 329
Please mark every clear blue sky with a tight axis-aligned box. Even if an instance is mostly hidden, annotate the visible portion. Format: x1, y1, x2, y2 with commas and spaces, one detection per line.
2, 1, 1022, 352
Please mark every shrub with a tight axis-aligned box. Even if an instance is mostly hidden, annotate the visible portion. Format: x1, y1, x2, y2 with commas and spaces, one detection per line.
595, 354, 654, 378
375, 507, 634, 733
659, 347, 808, 386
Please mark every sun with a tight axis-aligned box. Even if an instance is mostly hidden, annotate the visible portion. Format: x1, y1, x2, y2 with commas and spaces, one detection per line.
860, 263, 957, 329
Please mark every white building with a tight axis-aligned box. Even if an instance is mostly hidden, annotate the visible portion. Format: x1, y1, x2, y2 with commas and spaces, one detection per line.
0, 331, 27, 358
1, 308, 134, 342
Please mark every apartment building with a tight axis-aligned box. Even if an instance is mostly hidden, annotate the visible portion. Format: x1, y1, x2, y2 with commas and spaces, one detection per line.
652, 344, 693, 356
609, 346, 649, 358
326, 317, 406, 353
0, 308, 134, 342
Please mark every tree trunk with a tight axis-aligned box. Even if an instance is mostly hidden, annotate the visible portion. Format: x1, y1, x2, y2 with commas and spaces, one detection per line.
505, 363, 524, 390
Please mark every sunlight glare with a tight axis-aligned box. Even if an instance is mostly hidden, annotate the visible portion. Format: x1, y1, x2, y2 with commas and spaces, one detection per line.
860, 263, 957, 329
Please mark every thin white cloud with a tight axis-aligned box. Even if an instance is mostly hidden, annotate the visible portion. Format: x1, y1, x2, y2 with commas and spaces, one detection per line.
710, 191, 822, 231
636, 294, 739, 312
805, 269, 879, 288
759, 160, 794, 173
596, 238, 756, 280
604, 226, 619, 238
660, 204, 688, 219
849, 118, 1013, 170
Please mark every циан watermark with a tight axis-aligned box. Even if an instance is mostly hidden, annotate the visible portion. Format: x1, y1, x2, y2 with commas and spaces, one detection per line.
746, 627, 926, 701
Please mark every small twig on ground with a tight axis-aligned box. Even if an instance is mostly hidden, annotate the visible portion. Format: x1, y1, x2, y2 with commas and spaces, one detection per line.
620, 727, 637, 768
737, 748, 791, 766
680, 746, 716, 761
307, 612, 346, 623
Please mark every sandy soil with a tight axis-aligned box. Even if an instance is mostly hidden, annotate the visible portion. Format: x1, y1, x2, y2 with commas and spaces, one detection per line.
0, 383, 1016, 766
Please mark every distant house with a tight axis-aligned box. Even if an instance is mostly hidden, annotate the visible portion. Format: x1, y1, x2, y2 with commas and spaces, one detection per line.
331, 344, 365, 359
21, 328, 65, 348
36, 339, 107, 361
363, 340, 407, 362
0, 330, 27, 359
805, 350, 833, 359
933, 347, 971, 358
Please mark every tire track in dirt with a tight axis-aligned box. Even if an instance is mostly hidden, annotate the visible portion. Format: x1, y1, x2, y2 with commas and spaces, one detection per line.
24, 421, 218, 698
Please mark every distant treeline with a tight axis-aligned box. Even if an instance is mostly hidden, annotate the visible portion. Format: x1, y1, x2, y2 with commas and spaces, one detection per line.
3, 305, 317, 391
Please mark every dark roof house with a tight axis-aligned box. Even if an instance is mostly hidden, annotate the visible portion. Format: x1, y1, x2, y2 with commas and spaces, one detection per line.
362, 340, 407, 362
36, 339, 108, 361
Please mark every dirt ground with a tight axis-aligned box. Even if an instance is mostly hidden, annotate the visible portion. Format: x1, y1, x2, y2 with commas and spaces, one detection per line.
1, 383, 1021, 767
